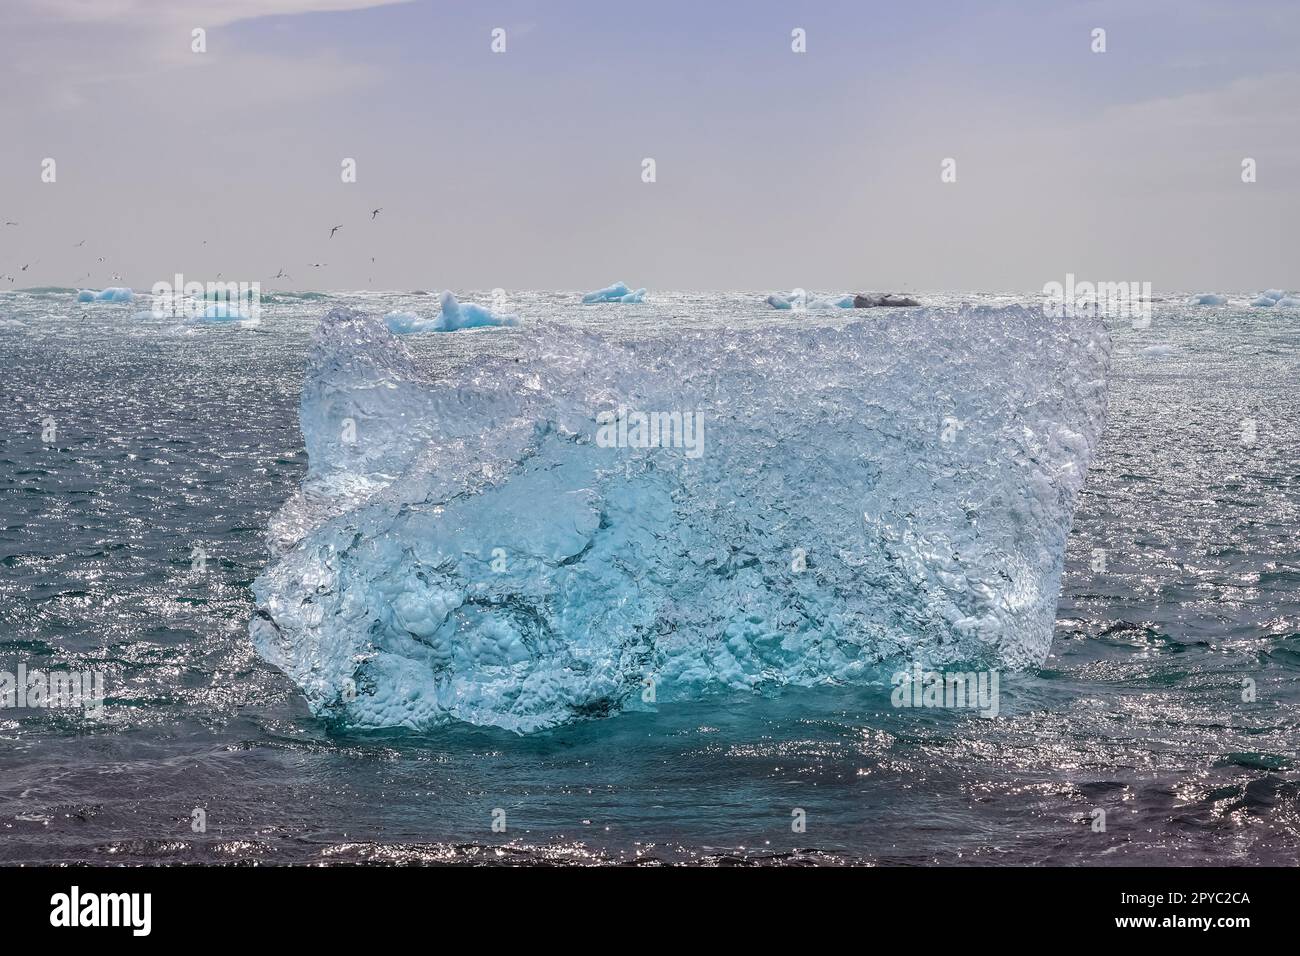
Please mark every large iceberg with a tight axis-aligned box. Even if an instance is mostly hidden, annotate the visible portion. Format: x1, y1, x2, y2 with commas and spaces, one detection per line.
582, 281, 646, 304
385, 292, 517, 333
251, 304, 1110, 733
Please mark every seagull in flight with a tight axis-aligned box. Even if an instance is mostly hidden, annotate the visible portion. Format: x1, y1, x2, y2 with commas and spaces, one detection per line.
74, 239, 86, 247
329, 224, 343, 239
370, 208, 382, 220
308, 262, 327, 268
3, 221, 17, 227
273, 268, 291, 280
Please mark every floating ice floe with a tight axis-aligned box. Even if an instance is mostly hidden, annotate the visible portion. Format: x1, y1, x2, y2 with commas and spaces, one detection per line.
385, 292, 517, 334
77, 287, 133, 303
582, 281, 646, 304
250, 303, 1111, 733
1141, 344, 1177, 357
766, 291, 854, 310
1250, 289, 1291, 307
1190, 293, 1228, 306
1274, 296, 1300, 308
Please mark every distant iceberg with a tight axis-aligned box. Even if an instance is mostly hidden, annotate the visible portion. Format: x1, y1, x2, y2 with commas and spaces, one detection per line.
251, 304, 1111, 733
766, 291, 854, 310
77, 287, 133, 303
1275, 297, 1300, 308
1251, 289, 1290, 307
385, 292, 516, 334
1190, 293, 1228, 306
582, 281, 646, 304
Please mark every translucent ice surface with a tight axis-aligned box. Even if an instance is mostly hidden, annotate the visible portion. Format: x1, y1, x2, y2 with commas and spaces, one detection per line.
250, 305, 1111, 733
1190, 293, 1227, 305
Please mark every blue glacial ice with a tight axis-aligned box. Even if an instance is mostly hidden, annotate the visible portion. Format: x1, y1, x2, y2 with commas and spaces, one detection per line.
385, 292, 517, 333
1190, 293, 1228, 305
767, 291, 854, 310
250, 304, 1111, 733
1275, 296, 1300, 308
384, 310, 439, 334
582, 281, 646, 304
1251, 295, 1277, 307
77, 287, 134, 303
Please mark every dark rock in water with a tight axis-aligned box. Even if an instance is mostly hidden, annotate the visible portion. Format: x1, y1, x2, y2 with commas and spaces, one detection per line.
853, 293, 920, 308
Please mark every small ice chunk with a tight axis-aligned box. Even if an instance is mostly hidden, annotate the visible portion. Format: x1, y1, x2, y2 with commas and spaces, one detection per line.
1190, 293, 1227, 305
1250, 295, 1277, 307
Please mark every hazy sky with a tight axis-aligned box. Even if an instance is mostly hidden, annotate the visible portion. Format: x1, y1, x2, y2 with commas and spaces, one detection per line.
1, 0, 1297, 291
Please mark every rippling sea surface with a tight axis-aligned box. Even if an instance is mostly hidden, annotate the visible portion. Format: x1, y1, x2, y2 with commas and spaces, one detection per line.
1, 289, 1297, 865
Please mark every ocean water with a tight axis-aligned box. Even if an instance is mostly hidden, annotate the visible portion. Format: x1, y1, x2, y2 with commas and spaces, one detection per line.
1, 289, 1297, 865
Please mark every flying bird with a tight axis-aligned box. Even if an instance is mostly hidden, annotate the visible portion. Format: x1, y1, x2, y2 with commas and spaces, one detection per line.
273, 268, 290, 280
329, 224, 343, 239
370, 208, 382, 220
308, 262, 327, 268
74, 239, 85, 247
3, 221, 17, 227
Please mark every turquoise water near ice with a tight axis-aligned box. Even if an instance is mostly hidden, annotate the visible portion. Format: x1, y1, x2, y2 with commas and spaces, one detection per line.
1, 290, 1297, 864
